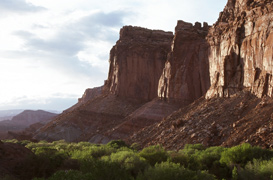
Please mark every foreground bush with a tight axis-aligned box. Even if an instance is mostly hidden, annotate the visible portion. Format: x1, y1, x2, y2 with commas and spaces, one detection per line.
139, 145, 168, 166
3, 139, 273, 180
136, 161, 216, 180
80, 158, 133, 180
220, 143, 273, 167
238, 159, 273, 180
102, 150, 148, 177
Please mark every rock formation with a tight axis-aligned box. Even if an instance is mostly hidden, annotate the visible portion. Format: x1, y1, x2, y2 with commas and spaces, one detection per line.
206, 0, 273, 98
34, 27, 174, 143
158, 21, 211, 104
65, 86, 103, 112
104, 26, 173, 102
32, 0, 273, 149
129, 0, 273, 149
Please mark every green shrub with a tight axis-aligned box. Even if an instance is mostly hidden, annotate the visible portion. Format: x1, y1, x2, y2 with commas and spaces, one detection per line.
45, 170, 93, 180
238, 159, 273, 180
136, 161, 216, 180
130, 142, 142, 151
102, 150, 148, 177
107, 140, 129, 149
220, 143, 273, 167
139, 145, 168, 166
182, 144, 206, 154
232, 166, 238, 180
168, 151, 189, 166
71, 145, 115, 160
80, 158, 133, 180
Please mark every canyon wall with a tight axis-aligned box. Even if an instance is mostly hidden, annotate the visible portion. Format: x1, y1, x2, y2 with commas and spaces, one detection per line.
104, 26, 173, 102
206, 0, 273, 98
158, 21, 211, 104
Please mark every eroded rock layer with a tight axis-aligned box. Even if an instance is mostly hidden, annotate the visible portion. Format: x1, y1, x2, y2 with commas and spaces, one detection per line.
158, 21, 211, 104
105, 26, 173, 102
206, 0, 273, 98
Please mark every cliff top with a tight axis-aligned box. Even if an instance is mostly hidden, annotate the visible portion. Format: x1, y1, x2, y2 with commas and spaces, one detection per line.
119, 26, 173, 43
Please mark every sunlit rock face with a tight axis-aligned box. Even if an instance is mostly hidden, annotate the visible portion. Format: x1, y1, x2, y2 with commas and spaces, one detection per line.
104, 26, 173, 102
206, 0, 273, 98
158, 20, 211, 104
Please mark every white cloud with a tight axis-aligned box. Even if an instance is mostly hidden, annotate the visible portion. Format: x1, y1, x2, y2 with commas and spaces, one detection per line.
0, 0, 46, 13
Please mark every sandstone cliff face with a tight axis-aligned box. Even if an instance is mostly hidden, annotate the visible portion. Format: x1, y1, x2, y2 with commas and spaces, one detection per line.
158, 21, 211, 104
206, 0, 273, 98
105, 26, 173, 102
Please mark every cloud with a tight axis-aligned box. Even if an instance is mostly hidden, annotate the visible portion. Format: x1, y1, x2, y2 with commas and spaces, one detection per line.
14, 10, 128, 54
0, 0, 46, 13
0, 95, 78, 111
11, 10, 130, 79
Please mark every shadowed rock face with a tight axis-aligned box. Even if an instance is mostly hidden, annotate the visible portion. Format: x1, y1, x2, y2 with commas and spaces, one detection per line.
206, 0, 273, 98
0, 142, 33, 178
158, 21, 211, 104
104, 26, 173, 102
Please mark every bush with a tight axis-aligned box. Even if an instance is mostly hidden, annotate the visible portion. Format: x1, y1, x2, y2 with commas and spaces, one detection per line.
43, 170, 93, 180
80, 158, 133, 180
107, 140, 129, 149
220, 143, 273, 167
239, 159, 273, 180
130, 142, 142, 151
136, 161, 216, 180
182, 144, 206, 154
168, 151, 189, 166
102, 150, 148, 177
139, 145, 168, 166
71, 145, 115, 160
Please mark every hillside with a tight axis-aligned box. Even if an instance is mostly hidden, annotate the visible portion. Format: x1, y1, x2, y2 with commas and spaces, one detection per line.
0, 110, 58, 139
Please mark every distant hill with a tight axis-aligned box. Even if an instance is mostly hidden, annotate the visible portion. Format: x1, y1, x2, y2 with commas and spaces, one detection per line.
0, 110, 58, 139
0, 109, 24, 121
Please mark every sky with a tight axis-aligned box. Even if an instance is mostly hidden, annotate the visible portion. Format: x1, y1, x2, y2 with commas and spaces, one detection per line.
0, 0, 227, 111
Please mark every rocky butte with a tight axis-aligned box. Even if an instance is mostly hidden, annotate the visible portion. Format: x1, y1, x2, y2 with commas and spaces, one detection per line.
34, 26, 176, 143
32, 0, 273, 149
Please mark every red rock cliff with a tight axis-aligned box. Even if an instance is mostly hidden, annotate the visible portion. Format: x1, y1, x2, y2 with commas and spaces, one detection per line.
104, 26, 173, 102
158, 21, 211, 104
206, 0, 273, 98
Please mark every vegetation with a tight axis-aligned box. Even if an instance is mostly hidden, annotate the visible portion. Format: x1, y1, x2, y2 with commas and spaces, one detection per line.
3, 139, 273, 180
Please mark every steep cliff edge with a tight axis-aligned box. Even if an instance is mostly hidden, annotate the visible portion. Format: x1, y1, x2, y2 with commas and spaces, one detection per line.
158, 21, 211, 104
206, 0, 273, 98
105, 26, 173, 102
